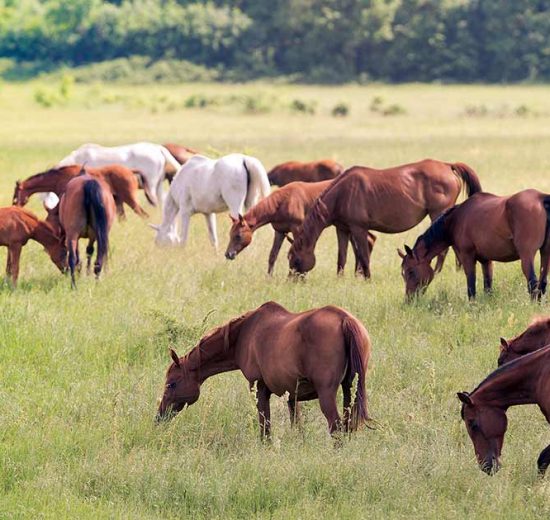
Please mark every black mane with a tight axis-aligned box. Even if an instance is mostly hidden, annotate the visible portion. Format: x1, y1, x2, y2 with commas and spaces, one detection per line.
414, 207, 456, 250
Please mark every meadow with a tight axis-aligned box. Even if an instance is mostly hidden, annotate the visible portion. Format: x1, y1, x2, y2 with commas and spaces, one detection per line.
1, 81, 550, 519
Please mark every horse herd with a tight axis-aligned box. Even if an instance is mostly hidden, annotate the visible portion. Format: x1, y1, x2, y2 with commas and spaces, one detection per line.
3, 141, 550, 477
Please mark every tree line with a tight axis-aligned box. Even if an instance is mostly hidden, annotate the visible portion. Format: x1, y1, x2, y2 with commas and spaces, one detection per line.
1, 0, 549, 83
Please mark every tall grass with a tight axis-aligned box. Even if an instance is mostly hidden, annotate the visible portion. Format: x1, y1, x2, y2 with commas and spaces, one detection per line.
1, 82, 550, 519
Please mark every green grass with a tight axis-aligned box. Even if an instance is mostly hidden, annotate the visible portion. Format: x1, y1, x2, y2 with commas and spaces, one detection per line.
1, 81, 550, 519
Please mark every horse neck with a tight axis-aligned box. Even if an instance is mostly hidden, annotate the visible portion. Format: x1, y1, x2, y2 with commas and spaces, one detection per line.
415, 237, 449, 263
245, 191, 284, 230
31, 220, 59, 249
297, 190, 334, 251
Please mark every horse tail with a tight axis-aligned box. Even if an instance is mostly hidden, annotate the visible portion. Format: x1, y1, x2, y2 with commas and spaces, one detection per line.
134, 171, 156, 206
159, 145, 182, 175
83, 179, 109, 263
243, 156, 271, 209
342, 316, 371, 431
450, 162, 482, 197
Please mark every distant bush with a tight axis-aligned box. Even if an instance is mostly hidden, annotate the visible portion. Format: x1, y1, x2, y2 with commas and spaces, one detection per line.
290, 99, 316, 115
463, 103, 539, 118
370, 96, 406, 116
331, 103, 349, 117
33, 75, 74, 108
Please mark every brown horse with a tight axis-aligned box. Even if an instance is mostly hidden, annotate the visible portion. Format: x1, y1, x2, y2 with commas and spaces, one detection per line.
0, 206, 66, 286
59, 173, 116, 288
163, 143, 198, 183
13, 164, 154, 219
498, 316, 550, 366
458, 344, 550, 475
267, 159, 343, 187
400, 190, 550, 300
288, 159, 481, 277
157, 301, 371, 438
224, 180, 376, 275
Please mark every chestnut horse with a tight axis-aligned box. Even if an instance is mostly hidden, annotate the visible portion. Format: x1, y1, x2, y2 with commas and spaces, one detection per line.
498, 316, 550, 366
288, 159, 481, 277
59, 174, 116, 288
0, 206, 66, 286
13, 164, 153, 219
224, 180, 376, 275
400, 190, 550, 300
163, 143, 199, 183
267, 159, 343, 187
458, 344, 550, 475
157, 301, 371, 438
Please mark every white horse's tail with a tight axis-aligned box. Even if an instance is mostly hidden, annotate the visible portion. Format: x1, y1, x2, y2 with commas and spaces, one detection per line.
243, 156, 271, 210
159, 145, 182, 175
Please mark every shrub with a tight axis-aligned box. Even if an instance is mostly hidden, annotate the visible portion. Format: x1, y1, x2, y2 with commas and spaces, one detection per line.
290, 99, 316, 114
331, 103, 349, 117
382, 103, 407, 116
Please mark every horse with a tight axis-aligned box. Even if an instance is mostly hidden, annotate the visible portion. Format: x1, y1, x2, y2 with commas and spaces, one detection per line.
13, 164, 153, 219
287, 159, 481, 277
163, 143, 199, 183
399, 190, 550, 300
498, 316, 550, 366
59, 173, 116, 288
458, 344, 550, 476
150, 154, 270, 249
57, 142, 181, 207
156, 301, 371, 438
224, 180, 376, 275
0, 206, 66, 286
267, 159, 343, 187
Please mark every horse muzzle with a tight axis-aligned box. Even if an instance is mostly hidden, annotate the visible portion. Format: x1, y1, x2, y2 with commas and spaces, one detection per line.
225, 250, 236, 260
480, 456, 500, 475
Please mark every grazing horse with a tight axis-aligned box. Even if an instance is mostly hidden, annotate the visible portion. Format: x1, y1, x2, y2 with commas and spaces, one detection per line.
57, 142, 181, 207
399, 190, 550, 300
498, 316, 550, 366
288, 159, 481, 277
163, 143, 199, 183
150, 154, 270, 249
59, 173, 116, 288
458, 344, 550, 475
224, 180, 376, 275
156, 301, 371, 438
267, 159, 343, 187
0, 206, 66, 286
13, 164, 153, 219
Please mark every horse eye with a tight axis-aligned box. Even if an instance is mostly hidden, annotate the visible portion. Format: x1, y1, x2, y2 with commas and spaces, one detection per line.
166, 382, 176, 390
469, 420, 479, 432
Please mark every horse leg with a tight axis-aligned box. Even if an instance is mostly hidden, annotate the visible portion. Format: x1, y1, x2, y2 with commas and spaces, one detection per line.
268, 231, 285, 275
519, 253, 539, 299
341, 380, 352, 433
318, 387, 342, 437
537, 444, 550, 476
256, 380, 272, 440
114, 196, 126, 221
86, 239, 95, 276
287, 397, 301, 428
539, 248, 550, 296
179, 211, 191, 247
203, 213, 218, 250
336, 226, 349, 275
481, 261, 494, 293
68, 238, 78, 289
6, 243, 22, 287
462, 255, 477, 300
128, 195, 149, 219
349, 225, 371, 279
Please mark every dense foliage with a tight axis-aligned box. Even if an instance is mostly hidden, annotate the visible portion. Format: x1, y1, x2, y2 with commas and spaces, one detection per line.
1, 0, 549, 82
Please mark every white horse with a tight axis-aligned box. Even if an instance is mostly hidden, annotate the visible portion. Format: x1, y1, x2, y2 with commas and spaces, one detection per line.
57, 142, 181, 207
150, 153, 271, 249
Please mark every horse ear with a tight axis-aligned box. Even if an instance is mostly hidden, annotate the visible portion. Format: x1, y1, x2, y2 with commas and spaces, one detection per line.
404, 245, 413, 256
397, 248, 406, 259
457, 392, 473, 405
169, 348, 181, 367
148, 223, 160, 231
15, 180, 21, 188
238, 214, 244, 224
229, 215, 238, 224
500, 337, 510, 352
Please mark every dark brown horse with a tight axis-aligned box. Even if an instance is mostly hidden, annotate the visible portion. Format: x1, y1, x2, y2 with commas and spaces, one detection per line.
13, 164, 154, 219
458, 344, 550, 475
267, 159, 343, 187
59, 173, 116, 288
498, 316, 550, 366
157, 301, 371, 438
288, 159, 481, 277
400, 190, 550, 300
0, 206, 66, 286
224, 180, 376, 275
163, 143, 198, 183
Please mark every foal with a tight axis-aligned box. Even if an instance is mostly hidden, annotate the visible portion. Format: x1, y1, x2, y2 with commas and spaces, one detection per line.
224, 180, 376, 275
0, 206, 66, 286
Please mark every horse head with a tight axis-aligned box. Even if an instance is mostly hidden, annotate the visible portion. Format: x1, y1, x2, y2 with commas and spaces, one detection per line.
12, 180, 28, 206
225, 214, 252, 260
398, 244, 435, 299
498, 317, 550, 366
287, 239, 315, 275
148, 223, 179, 246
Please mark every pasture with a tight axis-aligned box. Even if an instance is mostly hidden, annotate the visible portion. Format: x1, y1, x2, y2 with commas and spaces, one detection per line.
1, 81, 550, 519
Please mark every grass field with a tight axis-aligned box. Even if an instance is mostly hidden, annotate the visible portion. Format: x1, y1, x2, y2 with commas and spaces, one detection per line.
1, 81, 550, 519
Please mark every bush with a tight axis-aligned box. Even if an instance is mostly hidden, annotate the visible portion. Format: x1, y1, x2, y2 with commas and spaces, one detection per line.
290, 99, 316, 115
382, 104, 407, 116
331, 103, 349, 117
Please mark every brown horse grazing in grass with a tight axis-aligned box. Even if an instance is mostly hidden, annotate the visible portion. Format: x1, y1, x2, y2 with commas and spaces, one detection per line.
267, 159, 343, 187
13, 164, 154, 219
0, 206, 66, 286
59, 173, 116, 288
400, 190, 550, 300
498, 316, 550, 366
156, 301, 371, 438
224, 180, 376, 275
458, 344, 550, 476
288, 159, 481, 277
163, 143, 198, 183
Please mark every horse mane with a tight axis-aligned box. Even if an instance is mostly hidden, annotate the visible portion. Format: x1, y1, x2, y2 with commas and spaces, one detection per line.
22, 165, 77, 185
529, 315, 550, 328
245, 187, 286, 225
414, 207, 456, 251
471, 344, 550, 396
